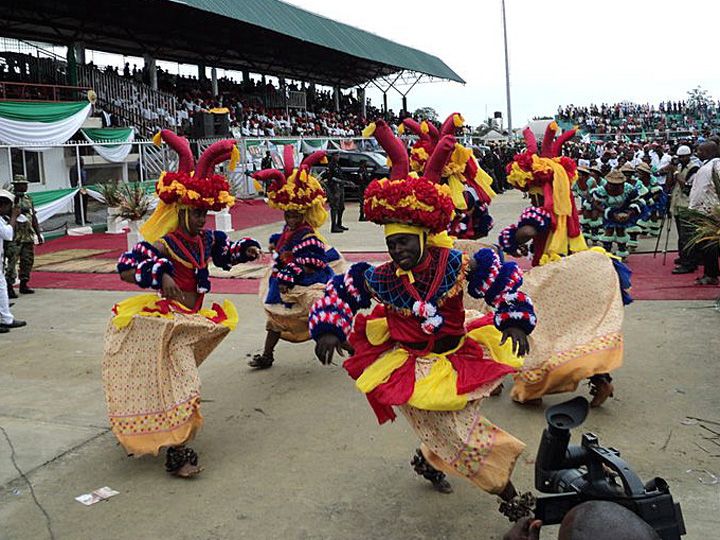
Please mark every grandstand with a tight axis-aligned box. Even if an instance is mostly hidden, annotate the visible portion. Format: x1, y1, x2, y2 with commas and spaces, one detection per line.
0, 0, 463, 203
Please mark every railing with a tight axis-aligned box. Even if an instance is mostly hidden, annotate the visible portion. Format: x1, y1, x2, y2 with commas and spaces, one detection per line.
77, 65, 177, 137
265, 90, 307, 109
0, 81, 90, 102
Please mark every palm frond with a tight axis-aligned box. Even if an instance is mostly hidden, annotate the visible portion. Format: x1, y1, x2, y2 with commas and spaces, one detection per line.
679, 206, 720, 250
117, 184, 151, 221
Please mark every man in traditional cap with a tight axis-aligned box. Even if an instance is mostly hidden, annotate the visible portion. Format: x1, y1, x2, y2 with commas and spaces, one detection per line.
667, 145, 701, 274
5, 175, 43, 298
0, 189, 26, 331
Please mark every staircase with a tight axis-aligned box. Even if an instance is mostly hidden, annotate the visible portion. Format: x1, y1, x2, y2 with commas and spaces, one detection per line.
77, 65, 176, 137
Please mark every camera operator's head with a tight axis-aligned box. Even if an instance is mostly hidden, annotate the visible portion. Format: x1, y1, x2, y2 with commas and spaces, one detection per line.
559, 501, 660, 540
504, 501, 660, 540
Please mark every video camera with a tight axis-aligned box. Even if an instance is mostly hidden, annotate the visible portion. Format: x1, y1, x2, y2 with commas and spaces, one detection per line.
534, 397, 686, 540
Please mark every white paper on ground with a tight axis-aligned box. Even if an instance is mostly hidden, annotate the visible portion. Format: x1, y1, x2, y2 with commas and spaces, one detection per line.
75, 486, 119, 506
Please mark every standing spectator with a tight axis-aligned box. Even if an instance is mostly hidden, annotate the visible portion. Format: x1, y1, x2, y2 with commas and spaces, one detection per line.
0, 189, 26, 331
69, 157, 90, 225
260, 150, 273, 170
5, 175, 43, 298
688, 141, 720, 284
668, 145, 701, 274
356, 160, 370, 221
322, 154, 347, 233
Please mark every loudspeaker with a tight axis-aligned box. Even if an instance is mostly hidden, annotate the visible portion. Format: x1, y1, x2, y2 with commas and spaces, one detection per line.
192, 112, 215, 138
214, 113, 229, 136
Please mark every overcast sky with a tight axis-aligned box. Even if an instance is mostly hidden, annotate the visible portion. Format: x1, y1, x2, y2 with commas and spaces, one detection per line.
287, 0, 719, 127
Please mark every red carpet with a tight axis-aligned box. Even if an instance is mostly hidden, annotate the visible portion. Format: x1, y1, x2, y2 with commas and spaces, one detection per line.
31, 218, 719, 301
624, 252, 719, 301
35, 200, 283, 258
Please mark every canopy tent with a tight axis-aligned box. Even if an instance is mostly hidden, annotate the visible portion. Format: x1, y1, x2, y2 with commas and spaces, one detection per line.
0, 1, 463, 88
81, 127, 135, 162
0, 101, 91, 146
479, 129, 506, 142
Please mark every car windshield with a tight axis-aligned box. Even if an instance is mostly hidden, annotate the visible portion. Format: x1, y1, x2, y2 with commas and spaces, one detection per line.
366, 152, 387, 167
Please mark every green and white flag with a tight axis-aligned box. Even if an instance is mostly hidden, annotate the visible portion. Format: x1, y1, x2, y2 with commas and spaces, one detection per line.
81, 127, 135, 163
0, 101, 91, 146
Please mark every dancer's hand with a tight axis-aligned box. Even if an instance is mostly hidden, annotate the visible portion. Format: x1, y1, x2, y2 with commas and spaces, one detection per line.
162, 274, 183, 302
502, 517, 542, 540
245, 245, 261, 261
315, 334, 354, 365
500, 327, 530, 357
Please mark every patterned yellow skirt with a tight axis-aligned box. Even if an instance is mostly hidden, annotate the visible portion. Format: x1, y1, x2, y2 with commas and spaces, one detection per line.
102, 294, 237, 456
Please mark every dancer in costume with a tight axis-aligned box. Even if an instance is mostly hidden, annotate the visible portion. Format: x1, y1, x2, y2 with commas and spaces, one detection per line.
248, 147, 345, 369
103, 130, 261, 477
310, 120, 536, 509
573, 165, 603, 244
496, 123, 631, 407
636, 161, 667, 238
619, 162, 647, 252
399, 114, 496, 241
593, 169, 646, 260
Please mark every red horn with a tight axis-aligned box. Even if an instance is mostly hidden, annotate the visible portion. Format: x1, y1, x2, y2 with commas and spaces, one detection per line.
424, 135, 456, 184
425, 121, 440, 145
283, 145, 295, 177
301, 150, 327, 169
522, 127, 538, 155
551, 129, 577, 158
195, 139, 236, 179
440, 112, 463, 137
252, 169, 287, 192
156, 129, 195, 173
540, 122, 558, 157
369, 120, 409, 180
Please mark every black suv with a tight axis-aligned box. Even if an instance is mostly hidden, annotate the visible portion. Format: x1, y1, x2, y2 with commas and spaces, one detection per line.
311, 150, 390, 201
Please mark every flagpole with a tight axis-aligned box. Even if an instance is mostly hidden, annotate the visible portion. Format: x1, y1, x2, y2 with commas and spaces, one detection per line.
501, 0, 513, 141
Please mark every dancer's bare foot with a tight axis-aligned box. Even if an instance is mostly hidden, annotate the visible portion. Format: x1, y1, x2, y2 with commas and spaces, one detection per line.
512, 397, 542, 406
248, 353, 274, 369
172, 462, 204, 478
590, 380, 614, 408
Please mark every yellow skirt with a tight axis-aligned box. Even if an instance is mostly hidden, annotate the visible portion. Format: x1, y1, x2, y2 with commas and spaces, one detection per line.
102, 295, 236, 456
259, 258, 348, 343
509, 250, 624, 402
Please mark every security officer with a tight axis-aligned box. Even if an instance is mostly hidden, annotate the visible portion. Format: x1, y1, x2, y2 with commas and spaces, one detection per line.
5, 174, 43, 298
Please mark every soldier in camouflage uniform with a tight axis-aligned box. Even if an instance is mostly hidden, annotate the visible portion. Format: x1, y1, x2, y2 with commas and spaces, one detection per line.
5, 175, 43, 298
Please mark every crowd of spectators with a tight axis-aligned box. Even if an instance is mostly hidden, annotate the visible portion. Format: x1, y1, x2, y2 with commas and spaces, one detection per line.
556, 101, 720, 137
117, 61, 403, 137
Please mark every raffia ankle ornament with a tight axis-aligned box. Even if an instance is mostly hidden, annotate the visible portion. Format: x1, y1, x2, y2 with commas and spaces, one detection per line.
498, 491, 536, 521
411, 448, 453, 494
165, 446, 199, 473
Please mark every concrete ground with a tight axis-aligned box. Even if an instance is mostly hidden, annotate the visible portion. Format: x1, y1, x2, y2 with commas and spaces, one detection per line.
1, 193, 719, 540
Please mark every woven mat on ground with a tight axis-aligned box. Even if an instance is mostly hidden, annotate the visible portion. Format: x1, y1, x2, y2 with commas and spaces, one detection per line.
34, 249, 110, 267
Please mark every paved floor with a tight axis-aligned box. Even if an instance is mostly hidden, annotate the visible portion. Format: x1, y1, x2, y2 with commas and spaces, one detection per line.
1, 192, 719, 540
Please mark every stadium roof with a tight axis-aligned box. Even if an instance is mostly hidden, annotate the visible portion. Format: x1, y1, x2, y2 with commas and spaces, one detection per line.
0, 0, 464, 87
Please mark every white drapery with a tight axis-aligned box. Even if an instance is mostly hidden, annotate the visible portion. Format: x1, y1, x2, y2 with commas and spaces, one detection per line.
0, 104, 91, 146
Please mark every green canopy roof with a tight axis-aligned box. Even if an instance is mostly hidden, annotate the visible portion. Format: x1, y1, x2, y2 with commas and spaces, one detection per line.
0, 1, 463, 88
182, 0, 464, 84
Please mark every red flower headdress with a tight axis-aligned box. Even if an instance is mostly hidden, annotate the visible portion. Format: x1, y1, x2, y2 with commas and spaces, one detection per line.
251, 146, 328, 228
505, 122, 586, 259
140, 130, 237, 242
152, 130, 236, 212
361, 120, 455, 234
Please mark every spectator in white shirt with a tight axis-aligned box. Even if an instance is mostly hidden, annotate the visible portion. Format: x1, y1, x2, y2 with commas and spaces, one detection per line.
0, 190, 26, 331
688, 141, 720, 284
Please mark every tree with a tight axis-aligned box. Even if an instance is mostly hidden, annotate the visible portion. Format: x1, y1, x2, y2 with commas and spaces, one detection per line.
413, 107, 438, 122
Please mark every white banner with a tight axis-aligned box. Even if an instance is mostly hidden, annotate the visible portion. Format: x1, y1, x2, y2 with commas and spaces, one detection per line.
0, 104, 91, 147
81, 128, 135, 163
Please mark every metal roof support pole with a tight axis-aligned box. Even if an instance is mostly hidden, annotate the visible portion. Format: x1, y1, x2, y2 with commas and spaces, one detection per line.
144, 55, 158, 91
333, 86, 340, 113
501, 0, 513, 140
383, 92, 388, 114
211, 67, 218, 97
357, 87, 366, 118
